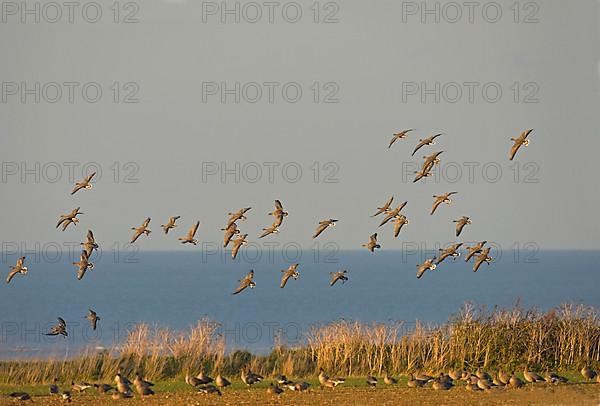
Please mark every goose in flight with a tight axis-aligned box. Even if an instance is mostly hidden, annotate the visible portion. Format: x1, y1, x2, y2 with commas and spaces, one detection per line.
232, 270, 255, 295
46, 317, 68, 337
509, 129, 533, 160
378, 202, 407, 227
416, 257, 437, 279
161, 216, 180, 234
179, 221, 200, 245
71, 172, 96, 195
473, 247, 492, 272
393, 215, 409, 237
231, 233, 248, 259
430, 192, 457, 215
313, 219, 338, 238
412, 133, 443, 156
86, 309, 100, 330
269, 200, 288, 222
436, 243, 463, 264
464, 241, 487, 262
227, 207, 251, 228
421, 150, 444, 172
74, 250, 94, 280
6, 256, 27, 284
453, 216, 471, 237
221, 222, 240, 247
81, 229, 99, 257
330, 270, 348, 286
130, 217, 151, 243
56, 207, 83, 231
280, 263, 300, 288
388, 129, 414, 149
259, 223, 279, 239
371, 196, 393, 217
362, 233, 381, 252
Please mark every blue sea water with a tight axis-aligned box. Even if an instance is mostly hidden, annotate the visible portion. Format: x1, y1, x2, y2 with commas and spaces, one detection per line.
1, 250, 598, 359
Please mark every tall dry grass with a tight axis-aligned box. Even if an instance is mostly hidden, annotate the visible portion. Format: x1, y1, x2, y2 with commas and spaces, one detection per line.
1, 304, 598, 384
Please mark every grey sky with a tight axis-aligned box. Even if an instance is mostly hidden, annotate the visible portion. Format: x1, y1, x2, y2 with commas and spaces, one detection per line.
1, 0, 599, 251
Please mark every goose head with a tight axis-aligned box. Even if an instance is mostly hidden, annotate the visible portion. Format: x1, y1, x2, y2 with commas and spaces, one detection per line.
523, 139, 530, 146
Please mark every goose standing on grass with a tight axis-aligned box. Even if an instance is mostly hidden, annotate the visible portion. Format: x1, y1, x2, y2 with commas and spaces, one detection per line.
93, 383, 115, 393
544, 371, 568, 384
46, 317, 67, 337
61, 391, 72, 402
378, 202, 408, 227
227, 207, 251, 227
412, 133, 443, 156
161, 216, 180, 234
430, 192, 457, 215
240, 365, 263, 386
313, 219, 338, 238
287, 381, 310, 391
580, 366, 597, 381
416, 258, 437, 279
280, 263, 300, 288
195, 371, 213, 384
371, 196, 394, 217
407, 374, 427, 388
453, 216, 471, 237
222, 222, 240, 247
230, 233, 248, 260
330, 270, 349, 286
8, 392, 31, 401
133, 373, 154, 396
497, 370, 511, 385
436, 243, 463, 264
509, 129, 533, 160
384, 373, 398, 384
198, 385, 222, 395
362, 233, 381, 252
114, 372, 132, 394
393, 215, 409, 237
267, 383, 284, 395
509, 373, 524, 388
473, 247, 492, 272
71, 172, 96, 195
80, 230, 99, 257
6, 256, 27, 284
523, 366, 544, 383
178, 221, 200, 245
185, 373, 202, 387
56, 207, 83, 231
215, 374, 231, 389
464, 241, 487, 262
130, 217, 151, 243
232, 270, 255, 295
388, 129, 414, 149
319, 369, 345, 388
73, 251, 94, 280
85, 309, 100, 330
366, 376, 378, 387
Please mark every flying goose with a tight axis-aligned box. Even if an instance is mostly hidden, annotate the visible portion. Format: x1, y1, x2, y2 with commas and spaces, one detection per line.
313, 219, 338, 238
330, 270, 349, 286
393, 215, 409, 237
436, 243, 463, 264
221, 222, 240, 247
280, 263, 299, 288
509, 129, 533, 160
453, 216, 471, 237
362, 233, 381, 252
416, 257, 436, 279
371, 196, 393, 217
73, 250, 94, 280
133, 373, 154, 396
130, 217, 151, 243
85, 309, 100, 330
215, 374, 231, 388
6, 256, 27, 284
46, 317, 67, 337
421, 150, 444, 172
71, 172, 96, 195
80, 229, 99, 257
430, 192, 457, 215
378, 202, 407, 227
413, 168, 433, 183
232, 270, 255, 295
259, 223, 279, 238
161, 216, 180, 234
231, 233, 248, 259
388, 129, 414, 149
269, 200, 288, 221
227, 207, 251, 227
178, 221, 200, 245
464, 241, 487, 262
56, 207, 83, 231
473, 247, 492, 272
412, 133, 443, 156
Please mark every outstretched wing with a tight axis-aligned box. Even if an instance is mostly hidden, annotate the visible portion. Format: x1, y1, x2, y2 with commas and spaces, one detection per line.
130, 229, 143, 243
71, 184, 84, 195
313, 222, 328, 238
430, 199, 443, 215
280, 271, 292, 288
6, 268, 19, 284
232, 279, 250, 295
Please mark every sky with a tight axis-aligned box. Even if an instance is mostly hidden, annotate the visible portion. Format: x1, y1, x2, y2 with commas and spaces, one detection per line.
0, 0, 599, 253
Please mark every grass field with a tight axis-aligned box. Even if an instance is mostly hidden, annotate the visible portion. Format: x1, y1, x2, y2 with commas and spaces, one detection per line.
1, 375, 599, 405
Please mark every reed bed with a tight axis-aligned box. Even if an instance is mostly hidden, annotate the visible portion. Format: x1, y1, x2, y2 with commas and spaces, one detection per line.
1, 304, 598, 384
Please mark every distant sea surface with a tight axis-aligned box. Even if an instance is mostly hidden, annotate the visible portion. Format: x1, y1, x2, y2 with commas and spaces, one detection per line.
1, 250, 598, 359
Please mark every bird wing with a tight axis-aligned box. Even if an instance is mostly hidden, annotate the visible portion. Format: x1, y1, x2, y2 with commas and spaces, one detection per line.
232, 279, 250, 295
388, 135, 398, 149
85, 172, 96, 182
379, 212, 394, 227
280, 271, 292, 288
473, 256, 484, 272
430, 198, 443, 215
274, 200, 283, 210
143, 218, 151, 228
456, 221, 466, 237
412, 140, 425, 156
71, 184, 84, 195
313, 223, 328, 238
16, 257, 25, 268
58, 317, 66, 327
509, 141, 522, 160
370, 233, 378, 243
87, 230, 95, 243
6, 268, 19, 284
56, 217, 67, 228
130, 229, 143, 243
190, 221, 200, 238
231, 242, 241, 259
259, 227, 273, 238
